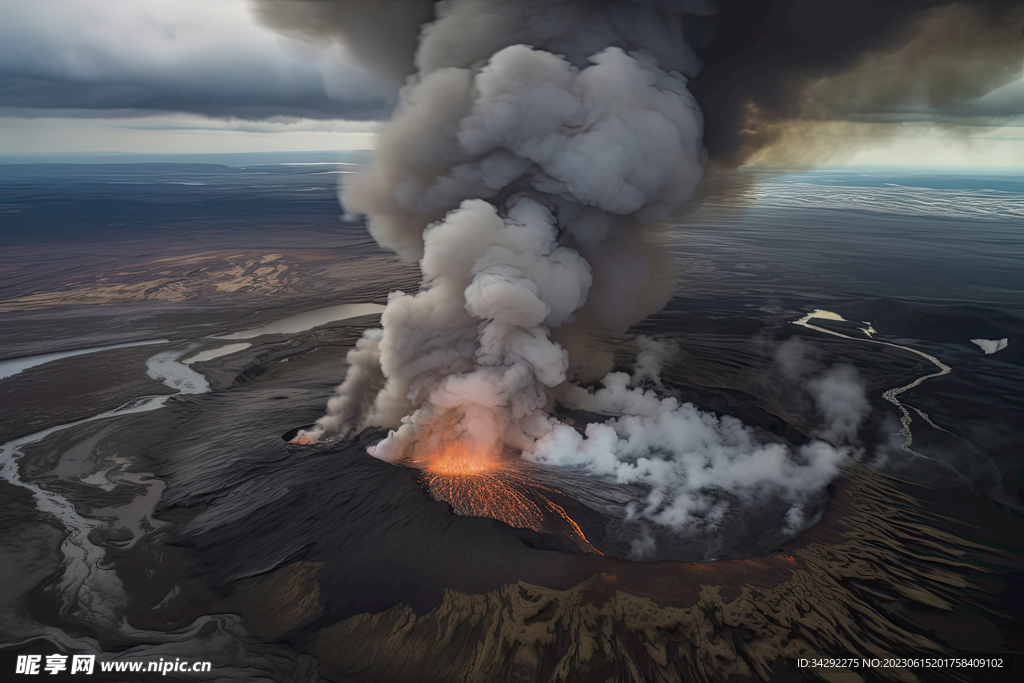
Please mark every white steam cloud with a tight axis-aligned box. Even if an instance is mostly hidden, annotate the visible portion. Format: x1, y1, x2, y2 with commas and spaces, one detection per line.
527, 370, 846, 545
808, 365, 870, 446
774, 337, 872, 446
299, 0, 856, 554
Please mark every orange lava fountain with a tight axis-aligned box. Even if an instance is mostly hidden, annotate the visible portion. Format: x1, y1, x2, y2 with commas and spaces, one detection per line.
405, 410, 600, 553
416, 435, 497, 477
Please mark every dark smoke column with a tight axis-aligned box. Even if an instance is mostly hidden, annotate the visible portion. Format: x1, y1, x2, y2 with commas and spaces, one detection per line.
288, 0, 709, 457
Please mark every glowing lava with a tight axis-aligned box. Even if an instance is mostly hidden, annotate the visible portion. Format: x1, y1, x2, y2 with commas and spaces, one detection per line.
416, 436, 497, 477
404, 410, 600, 553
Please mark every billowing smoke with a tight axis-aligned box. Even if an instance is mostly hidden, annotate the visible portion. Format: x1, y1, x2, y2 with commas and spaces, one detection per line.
257, 0, 879, 552
303, 0, 707, 454
254, 0, 1023, 166
691, 0, 1024, 164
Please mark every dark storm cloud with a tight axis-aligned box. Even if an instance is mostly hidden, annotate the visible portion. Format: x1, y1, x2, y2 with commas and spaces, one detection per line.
8, 0, 1015, 142
253, 0, 1023, 163
0, 0, 395, 120
694, 0, 1024, 162
251, 0, 435, 84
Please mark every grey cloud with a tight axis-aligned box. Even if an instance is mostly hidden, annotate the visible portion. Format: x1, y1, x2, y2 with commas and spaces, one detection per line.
960, 78, 1024, 119
0, 76, 388, 121
11, 0, 1016, 143
251, 0, 434, 84
691, 0, 1024, 163
0, 0, 394, 120
253, 0, 1023, 164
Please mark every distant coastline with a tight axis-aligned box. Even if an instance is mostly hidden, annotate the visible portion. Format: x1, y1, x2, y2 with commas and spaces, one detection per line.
0, 149, 375, 166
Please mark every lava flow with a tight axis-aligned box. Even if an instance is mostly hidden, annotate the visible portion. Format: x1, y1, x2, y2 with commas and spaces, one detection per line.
405, 411, 600, 553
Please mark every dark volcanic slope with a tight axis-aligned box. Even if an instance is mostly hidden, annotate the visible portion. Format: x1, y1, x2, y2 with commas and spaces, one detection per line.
159, 434, 603, 621
144, 333, 604, 627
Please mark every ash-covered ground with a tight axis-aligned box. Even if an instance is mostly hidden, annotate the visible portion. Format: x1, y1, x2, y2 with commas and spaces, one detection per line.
1, 161, 1023, 682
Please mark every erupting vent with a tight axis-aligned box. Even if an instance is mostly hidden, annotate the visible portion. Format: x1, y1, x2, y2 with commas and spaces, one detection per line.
418, 463, 600, 554
415, 436, 497, 477
404, 411, 599, 553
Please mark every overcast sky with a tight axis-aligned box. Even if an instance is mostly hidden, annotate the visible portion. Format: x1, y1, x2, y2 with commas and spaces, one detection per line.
0, 0, 1020, 165
0, 0, 388, 154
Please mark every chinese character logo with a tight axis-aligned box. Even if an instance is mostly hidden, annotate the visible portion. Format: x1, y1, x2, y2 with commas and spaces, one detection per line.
70, 655, 95, 675
44, 655, 68, 675
15, 655, 41, 675
16, 653, 94, 676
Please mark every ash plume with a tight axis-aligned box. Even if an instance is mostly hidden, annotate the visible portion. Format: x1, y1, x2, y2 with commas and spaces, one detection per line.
254, 0, 898, 551
691, 0, 1024, 164
298, 0, 708, 454
254, 0, 1023, 165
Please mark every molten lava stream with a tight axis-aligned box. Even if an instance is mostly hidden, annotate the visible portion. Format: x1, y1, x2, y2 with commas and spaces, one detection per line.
409, 436, 600, 554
